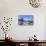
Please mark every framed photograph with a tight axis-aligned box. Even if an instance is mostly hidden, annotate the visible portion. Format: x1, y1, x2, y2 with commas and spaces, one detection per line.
18, 15, 33, 25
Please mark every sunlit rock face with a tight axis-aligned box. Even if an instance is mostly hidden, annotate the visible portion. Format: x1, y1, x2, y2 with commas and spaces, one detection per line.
29, 0, 43, 8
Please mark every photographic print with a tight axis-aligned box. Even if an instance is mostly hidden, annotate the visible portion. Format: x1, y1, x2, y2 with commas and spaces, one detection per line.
18, 15, 33, 25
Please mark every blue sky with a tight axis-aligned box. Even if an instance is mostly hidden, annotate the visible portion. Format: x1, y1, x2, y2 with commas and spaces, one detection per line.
18, 15, 33, 21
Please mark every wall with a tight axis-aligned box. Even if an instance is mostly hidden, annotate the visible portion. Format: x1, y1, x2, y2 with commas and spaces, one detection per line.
44, 15, 46, 40
0, 0, 46, 40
